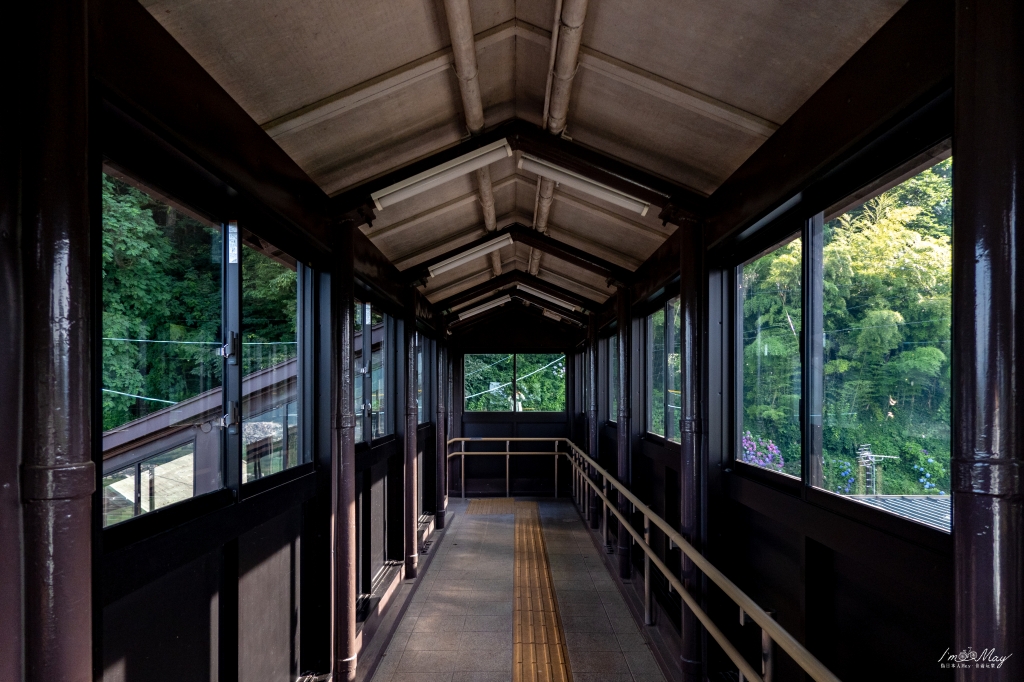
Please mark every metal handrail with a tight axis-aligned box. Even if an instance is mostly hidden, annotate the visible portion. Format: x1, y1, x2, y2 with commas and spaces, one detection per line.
445, 437, 841, 682
446, 437, 564, 499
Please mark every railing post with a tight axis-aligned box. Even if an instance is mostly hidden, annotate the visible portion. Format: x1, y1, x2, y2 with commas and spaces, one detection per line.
644, 515, 652, 626
506, 453, 510, 498
461, 443, 465, 500
602, 477, 609, 549
554, 454, 558, 498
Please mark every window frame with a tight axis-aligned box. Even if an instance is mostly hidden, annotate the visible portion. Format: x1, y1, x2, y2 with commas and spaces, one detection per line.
461, 352, 567, 414
720, 139, 955, 541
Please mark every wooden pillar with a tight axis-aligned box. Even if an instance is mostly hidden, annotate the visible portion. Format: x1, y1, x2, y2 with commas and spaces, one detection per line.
616, 287, 632, 579
953, 1, 1024, 678
18, 0, 94, 680
404, 308, 419, 579
679, 222, 703, 682
587, 314, 600, 528
331, 223, 358, 681
435, 343, 448, 528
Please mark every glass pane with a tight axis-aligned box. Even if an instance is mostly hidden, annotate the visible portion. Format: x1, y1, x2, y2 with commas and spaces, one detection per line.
609, 335, 618, 422
648, 308, 666, 436
242, 236, 300, 482
667, 297, 681, 442
417, 334, 425, 424
516, 354, 566, 412
102, 466, 136, 527
243, 406, 287, 481
354, 300, 364, 443
464, 354, 514, 411
370, 308, 387, 439
139, 443, 195, 513
101, 171, 222, 501
818, 159, 952, 531
740, 237, 802, 477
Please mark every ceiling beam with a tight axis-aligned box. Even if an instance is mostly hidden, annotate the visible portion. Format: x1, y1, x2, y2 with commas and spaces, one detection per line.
446, 296, 583, 331
391, 212, 532, 270
364, 174, 517, 240
514, 19, 778, 139
405, 224, 632, 285
432, 270, 601, 314
329, 119, 706, 219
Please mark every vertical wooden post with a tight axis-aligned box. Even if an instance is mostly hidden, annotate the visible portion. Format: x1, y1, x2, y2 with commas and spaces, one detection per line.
19, 0, 94, 679
616, 289, 632, 580
404, 307, 418, 579
953, 1, 1024, 678
435, 343, 448, 528
331, 222, 358, 681
679, 222, 703, 682
587, 314, 600, 528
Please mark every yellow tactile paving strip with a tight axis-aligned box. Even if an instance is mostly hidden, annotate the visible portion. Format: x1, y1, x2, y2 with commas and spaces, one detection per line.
466, 497, 518, 515
513, 501, 573, 682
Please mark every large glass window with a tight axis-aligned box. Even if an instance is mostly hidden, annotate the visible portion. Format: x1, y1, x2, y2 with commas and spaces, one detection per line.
354, 299, 364, 443
464, 354, 514, 411
817, 159, 951, 530
100, 171, 221, 522
416, 333, 426, 424
370, 307, 388, 439
241, 235, 300, 483
646, 297, 681, 441
516, 354, 566, 412
463, 354, 565, 412
739, 237, 802, 477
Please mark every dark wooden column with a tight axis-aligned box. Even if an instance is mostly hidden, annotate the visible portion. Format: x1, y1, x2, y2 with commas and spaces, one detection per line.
679, 222, 703, 682
616, 288, 632, 579
1, 11, 24, 680
19, 0, 94, 680
587, 314, 600, 528
435, 343, 448, 528
331, 223, 358, 681
953, 1, 1024, 679
404, 309, 419, 579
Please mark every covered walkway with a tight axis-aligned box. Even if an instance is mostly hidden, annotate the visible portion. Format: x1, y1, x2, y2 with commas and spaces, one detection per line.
370, 498, 664, 682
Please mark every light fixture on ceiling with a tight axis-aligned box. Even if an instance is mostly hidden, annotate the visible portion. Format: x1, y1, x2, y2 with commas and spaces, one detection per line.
428, 234, 513, 278
457, 295, 511, 321
517, 154, 650, 216
516, 284, 582, 312
542, 309, 562, 322
371, 139, 513, 210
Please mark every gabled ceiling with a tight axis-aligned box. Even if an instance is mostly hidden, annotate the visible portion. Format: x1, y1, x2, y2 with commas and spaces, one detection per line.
142, 0, 907, 327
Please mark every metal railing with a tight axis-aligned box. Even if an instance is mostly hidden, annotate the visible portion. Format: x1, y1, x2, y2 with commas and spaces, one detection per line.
446, 437, 841, 682
446, 437, 564, 498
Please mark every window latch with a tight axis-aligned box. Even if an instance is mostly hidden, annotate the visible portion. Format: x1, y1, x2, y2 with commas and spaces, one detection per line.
221, 400, 240, 435
219, 331, 239, 365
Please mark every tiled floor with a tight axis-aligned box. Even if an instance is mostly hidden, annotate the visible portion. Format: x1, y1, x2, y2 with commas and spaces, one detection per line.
370, 498, 666, 682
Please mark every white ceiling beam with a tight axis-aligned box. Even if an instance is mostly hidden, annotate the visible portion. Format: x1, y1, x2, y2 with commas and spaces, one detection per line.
538, 267, 615, 300
261, 20, 518, 139
364, 174, 517, 240
391, 211, 532, 270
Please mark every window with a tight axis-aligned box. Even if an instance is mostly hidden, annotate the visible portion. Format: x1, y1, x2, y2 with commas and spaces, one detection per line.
102, 442, 195, 527
817, 159, 951, 530
646, 297, 682, 441
370, 307, 388, 438
609, 335, 619, 422
354, 299, 364, 442
100, 171, 221, 523
241, 235, 300, 483
416, 333, 426, 424
516, 354, 566, 412
739, 237, 802, 477
463, 354, 565, 412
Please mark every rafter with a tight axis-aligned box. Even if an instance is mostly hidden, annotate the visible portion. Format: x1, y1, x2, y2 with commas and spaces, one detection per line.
404, 223, 632, 285
432, 270, 601, 314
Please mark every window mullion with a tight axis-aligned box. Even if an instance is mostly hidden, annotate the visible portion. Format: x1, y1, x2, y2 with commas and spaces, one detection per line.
802, 213, 824, 488
223, 220, 242, 496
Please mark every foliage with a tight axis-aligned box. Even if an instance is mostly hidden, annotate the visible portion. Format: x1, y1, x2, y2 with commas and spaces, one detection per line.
102, 175, 297, 432
464, 354, 565, 412
741, 159, 952, 494
741, 431, 785, 471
